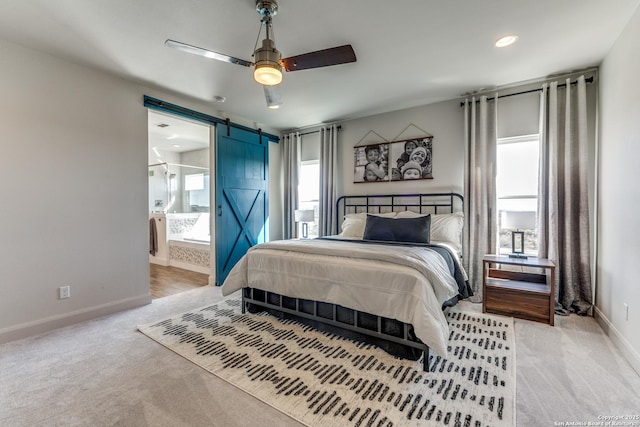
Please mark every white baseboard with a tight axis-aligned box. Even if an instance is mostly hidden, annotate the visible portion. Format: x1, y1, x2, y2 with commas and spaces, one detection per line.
594, 306, 640, 376
0, 294, 151, 345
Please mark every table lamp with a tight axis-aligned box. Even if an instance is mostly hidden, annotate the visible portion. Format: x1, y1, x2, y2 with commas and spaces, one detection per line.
294, 209, 315, 239
502, 211, 536, 259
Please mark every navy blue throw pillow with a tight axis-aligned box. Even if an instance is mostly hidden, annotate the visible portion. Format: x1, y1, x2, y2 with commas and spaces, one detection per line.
363, 214, 431, 244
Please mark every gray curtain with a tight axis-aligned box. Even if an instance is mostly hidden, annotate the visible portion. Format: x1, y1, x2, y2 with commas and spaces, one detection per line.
463, 95, 498, 301
537, 76, 592, 315
319, 125, 339, 236
282, 132, 300, 239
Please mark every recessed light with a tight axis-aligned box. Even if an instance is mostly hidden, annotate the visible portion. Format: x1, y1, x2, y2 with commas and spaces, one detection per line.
268, 105, 280, 110
495, 35, 518, 47
213, 95, 226, 103
166, 135, 179, 140
172, 144, 181, 148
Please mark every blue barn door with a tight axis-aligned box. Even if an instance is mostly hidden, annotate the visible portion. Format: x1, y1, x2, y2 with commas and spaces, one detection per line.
215, 124, 268, 284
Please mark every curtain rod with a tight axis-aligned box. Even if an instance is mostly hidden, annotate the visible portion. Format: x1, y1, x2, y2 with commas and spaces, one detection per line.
458, 76, 594, 107
296, 125, 342, 137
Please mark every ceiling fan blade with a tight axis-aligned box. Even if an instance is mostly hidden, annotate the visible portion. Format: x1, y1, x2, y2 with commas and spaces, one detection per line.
280, 44, 356, 72
165, 39, 254, 68
263, 85, 282, 108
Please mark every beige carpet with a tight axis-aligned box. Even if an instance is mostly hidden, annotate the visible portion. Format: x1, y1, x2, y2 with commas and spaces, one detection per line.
138, 296, 516, 426
2, 285, 639, 427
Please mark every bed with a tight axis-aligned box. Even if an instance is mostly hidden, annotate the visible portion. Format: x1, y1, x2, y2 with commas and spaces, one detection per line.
221, 193, 471, 371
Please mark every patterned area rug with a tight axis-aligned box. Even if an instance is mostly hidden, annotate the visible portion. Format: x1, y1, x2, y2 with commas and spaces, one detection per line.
138, 297, 515, 426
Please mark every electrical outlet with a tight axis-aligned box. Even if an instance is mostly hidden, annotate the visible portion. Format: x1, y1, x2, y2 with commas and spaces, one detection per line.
59, 286, 71, 299
624, 303, 629, 321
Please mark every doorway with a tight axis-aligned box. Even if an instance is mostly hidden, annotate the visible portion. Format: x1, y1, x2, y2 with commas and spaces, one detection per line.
148, 110, 212, 298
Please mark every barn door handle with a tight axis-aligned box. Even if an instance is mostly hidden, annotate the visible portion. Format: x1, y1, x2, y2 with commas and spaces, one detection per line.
217, 205, 223, 216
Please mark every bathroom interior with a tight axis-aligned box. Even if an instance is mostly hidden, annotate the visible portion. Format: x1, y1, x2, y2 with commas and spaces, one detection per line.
148, 111, 213, 288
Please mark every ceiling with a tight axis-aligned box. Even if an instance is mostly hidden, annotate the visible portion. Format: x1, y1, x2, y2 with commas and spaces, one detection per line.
1, 0, 638, 132
149, 111, 210, 154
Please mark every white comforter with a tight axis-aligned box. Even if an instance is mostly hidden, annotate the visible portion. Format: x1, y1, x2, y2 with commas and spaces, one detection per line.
221, 238, 460, 357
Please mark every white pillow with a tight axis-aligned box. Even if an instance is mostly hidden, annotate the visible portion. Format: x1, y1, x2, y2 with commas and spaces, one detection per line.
431, 212, 464, 248
395, 210, 464, 247
339, 212, 396, 238
394, 210, 425, 219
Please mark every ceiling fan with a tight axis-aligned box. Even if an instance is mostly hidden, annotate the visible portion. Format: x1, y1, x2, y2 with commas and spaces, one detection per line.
165, 0, 357, 108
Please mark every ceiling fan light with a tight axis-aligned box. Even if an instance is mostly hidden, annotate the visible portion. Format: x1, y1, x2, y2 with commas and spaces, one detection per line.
254, 64, 282, 85
254, 37, 282, 85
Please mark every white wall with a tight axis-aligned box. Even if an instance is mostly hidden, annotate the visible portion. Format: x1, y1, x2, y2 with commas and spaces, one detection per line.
597, 4, 640, 373
0, 39, 280, 342
336, 89, 559, 199
181, 148, 210, 168
0, 40, 150, 341
339, 99, 465, 198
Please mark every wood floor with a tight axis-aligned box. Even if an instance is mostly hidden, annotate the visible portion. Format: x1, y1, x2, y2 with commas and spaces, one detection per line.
149, 263, 209, 299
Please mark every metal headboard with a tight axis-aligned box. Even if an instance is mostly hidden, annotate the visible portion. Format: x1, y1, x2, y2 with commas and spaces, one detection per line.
335, 192, 463, 234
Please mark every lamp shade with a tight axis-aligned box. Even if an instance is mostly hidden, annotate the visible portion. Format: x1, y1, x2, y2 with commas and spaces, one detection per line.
294, 209, 314, 223
254, 64, 282, 86
502, 211, 536, 230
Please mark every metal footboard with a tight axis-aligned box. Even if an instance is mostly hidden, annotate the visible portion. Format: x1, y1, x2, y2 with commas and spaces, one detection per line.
242, 288, 431, 371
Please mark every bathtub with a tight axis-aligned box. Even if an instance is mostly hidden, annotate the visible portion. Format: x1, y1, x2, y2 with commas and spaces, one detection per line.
150, 213, 211, 275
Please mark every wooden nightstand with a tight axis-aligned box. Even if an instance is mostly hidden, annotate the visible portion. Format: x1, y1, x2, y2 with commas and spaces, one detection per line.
482, 254, 555, 326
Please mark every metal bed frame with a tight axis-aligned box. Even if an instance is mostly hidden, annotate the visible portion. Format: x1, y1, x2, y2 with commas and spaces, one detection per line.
241, 192, 464, 371
336, 192, 463, 226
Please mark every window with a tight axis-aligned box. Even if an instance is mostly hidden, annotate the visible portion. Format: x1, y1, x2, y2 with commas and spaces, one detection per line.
496, 135, 539, 256
186, 173, 210, 211
298, 160, 319, 238
184, 173, 204, 191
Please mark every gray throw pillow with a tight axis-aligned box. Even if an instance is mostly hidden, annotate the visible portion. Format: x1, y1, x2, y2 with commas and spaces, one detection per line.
363, 214, 431, 244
